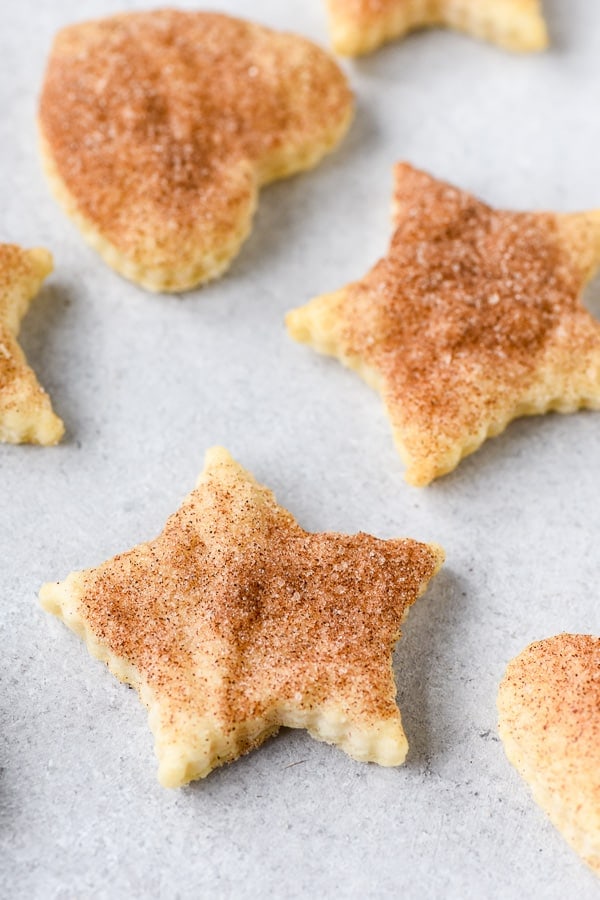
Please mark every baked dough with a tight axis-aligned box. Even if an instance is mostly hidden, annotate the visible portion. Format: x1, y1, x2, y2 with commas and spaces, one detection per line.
326, 0, 548, 56
0, 244, 64, 445
40, 447, 443, 787
39, 10, 353, 293
498, 634, 600, 876
287, 163, 600, 485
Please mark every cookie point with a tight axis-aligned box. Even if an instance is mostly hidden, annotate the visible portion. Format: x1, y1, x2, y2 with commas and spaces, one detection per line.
35, 409, 65, 446
368, 719, 409, 767
428, 543, 446, 573
526, 19, 550, 52
403, 468, 434, 489
39, 581, 62, 614
285, 307, 309, 342
378, 736, 408, 767
27, 247, 54, 280
158, 766, 187, 790
203, 446, 236, 469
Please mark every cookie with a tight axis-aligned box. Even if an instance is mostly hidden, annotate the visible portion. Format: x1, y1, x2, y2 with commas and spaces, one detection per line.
0, 244, 64, 445
39, 10, 353, 293
498, 634, 600, 876
326, 0, 548, 56
40, 447, 443, 787
287, 163, 600, 485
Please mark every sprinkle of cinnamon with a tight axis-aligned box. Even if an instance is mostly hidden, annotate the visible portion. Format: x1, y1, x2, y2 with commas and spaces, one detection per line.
287, 163, 600, 484
77, 451, 441, 728
39, 11, 352, 275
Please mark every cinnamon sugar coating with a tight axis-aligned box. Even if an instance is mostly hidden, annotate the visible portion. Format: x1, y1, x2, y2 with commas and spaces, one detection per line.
498, 634, 600, 876
40, 447, 444, 787
0, 244, 64, 444
39, 10, 353, 292
287, 163, 600, 485
325, 0, 548, 56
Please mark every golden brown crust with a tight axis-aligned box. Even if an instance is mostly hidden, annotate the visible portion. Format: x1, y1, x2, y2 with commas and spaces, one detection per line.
39, 10, 353, 292
498, 634, 600, 876
326, 0, 548, 56
40, 447, 444, 787
0, 244, 64, 445
286, 163, 600, 485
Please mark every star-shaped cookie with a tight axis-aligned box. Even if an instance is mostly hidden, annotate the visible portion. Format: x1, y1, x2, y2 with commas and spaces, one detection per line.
0, 244, 64, 445
287, 163, 600, 486
325, 0, 548, 56
38, 11, 353, 293
498, 634, 600, 876
40, 447, 443, 787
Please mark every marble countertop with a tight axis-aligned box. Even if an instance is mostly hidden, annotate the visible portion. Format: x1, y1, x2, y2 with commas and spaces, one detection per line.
1, 1, 599, 897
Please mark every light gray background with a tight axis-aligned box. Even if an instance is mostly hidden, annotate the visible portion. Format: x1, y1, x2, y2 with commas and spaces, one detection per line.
1, 1, 599, 897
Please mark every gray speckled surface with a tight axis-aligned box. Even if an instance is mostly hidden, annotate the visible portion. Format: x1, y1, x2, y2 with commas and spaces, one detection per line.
1, 1, 600, 897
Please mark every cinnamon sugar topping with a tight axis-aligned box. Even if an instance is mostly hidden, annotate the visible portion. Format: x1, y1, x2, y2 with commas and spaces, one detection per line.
287, 163, 600, 485
39, 10, 353, 291
498, 634, 600, 874
40, 448, 443, 786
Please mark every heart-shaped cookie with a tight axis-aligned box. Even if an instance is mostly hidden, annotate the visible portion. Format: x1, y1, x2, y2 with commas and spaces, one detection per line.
498, 634, 600, 876
39, 11, 353, 293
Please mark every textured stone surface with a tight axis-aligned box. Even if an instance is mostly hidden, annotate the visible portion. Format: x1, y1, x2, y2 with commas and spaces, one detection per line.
1, 0, 599, 897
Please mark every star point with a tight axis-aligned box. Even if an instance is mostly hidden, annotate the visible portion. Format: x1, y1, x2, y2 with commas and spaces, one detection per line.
40, 447, 443, 787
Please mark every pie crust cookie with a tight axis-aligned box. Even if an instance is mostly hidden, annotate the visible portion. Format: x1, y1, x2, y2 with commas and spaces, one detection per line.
287, 163, 600, 486
325, 0, 548, 56
0, 244, 64, 445
38, 10, 353, 293
498, 634, 600, 876
40, 447, 444, 788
